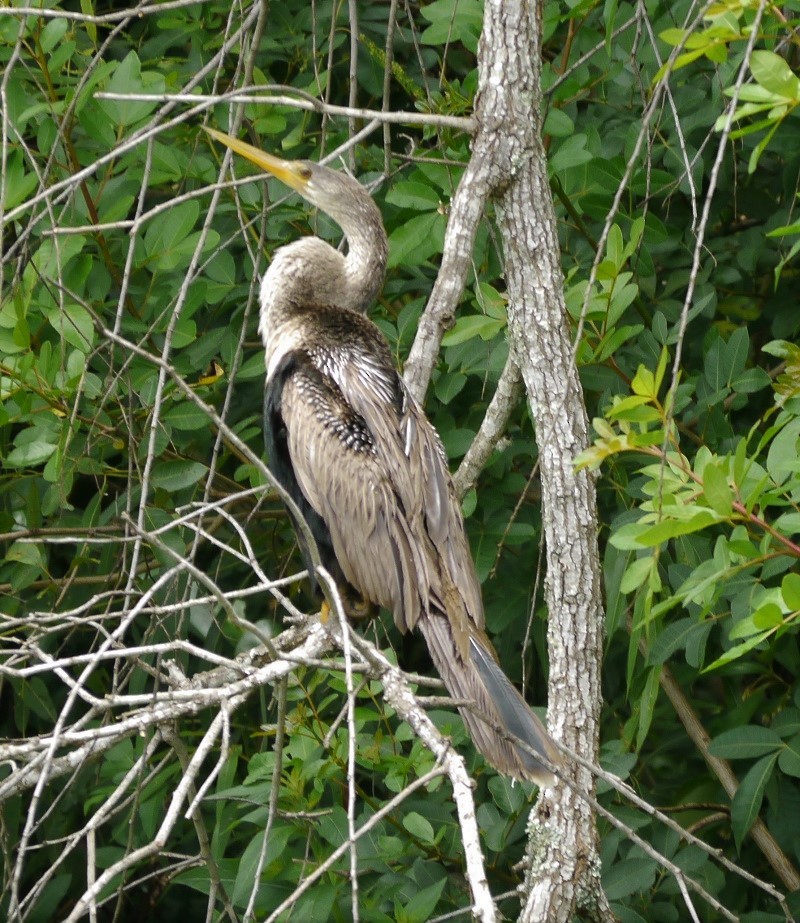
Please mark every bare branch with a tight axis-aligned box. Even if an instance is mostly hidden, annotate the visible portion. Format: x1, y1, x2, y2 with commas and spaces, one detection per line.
93, 90, 475, 132
453, 355, 523, 498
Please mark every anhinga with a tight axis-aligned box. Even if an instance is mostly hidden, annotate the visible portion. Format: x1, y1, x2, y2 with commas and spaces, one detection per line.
207, 127, 559, 784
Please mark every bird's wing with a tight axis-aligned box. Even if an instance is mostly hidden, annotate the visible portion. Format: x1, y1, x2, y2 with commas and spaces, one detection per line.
332, 345, 485, 634
396, 384, 485, 633
278, 352, 430, 632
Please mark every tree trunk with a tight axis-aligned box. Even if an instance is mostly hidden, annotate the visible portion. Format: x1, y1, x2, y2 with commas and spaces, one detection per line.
474, 1, 612, 918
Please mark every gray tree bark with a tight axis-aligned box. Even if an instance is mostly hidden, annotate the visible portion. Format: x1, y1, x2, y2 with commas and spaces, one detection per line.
476, 2, 611, 919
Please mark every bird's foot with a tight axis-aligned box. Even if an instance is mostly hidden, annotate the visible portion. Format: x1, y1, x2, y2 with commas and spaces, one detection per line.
319, 589, 375, 624
319, 599, 331, 624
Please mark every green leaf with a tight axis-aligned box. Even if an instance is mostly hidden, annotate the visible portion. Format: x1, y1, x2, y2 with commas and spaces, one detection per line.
441, 314, 504, 346
143, 200, 201, 270
385, 181, 440, 211
772, 709, 800, 737
766, 417, 800, 486
205, 250, 237, 302
163, 402, 212, 431
659, 27, 690, 48
604, 394, 651, 421
6, 439, 58, 468
653, 47, 705, 83
782, 573, 800, 610
606, 281, 639, 327
419, 0, 483, 52
549, 134, 594, 173
729, 603, 782, 641
731, 368, 771, 393
620, 556, 654, 594
474, 282, 507, 320
170, 318, 196, 349
747, 118, 783, 173
543, 107, 574, 137
47, 303, 95, 352
440, 427, 474, 459
778, 734, 800, 778
709, 726, 782, 759
28, 235, 87, 285
99, 51, 165, 126
594, 324, 645, 362
607, 224, 624, 269
401, 878, 447, 923
40, 17, 69, 53
725, 326, 749, 378
704, 335, 728, 391
602, 857, 658, 900
20, 872, 71, 922
5, 541, 46, 569
609, 522, 651, 551
460, 489, 477, 520
763, 339, 800, 361
403, 811, 434, 844
631, 366, 655, 398
637, 511, 718, 546
3, 151, 40, 209
316, 805, 348, 846
731, 753, 778, 851
151, 460, 207, 491
488, 774, 526, 814
387, 212, 443, 268
434, 372, 467, 404
232, 826, 290, 907
648, 618, 705, 664
750, 50, 800, 99
636, 666, 661, 751
753, 602, 783, 630
703, 462, 733, 517
703, 632, 772, 671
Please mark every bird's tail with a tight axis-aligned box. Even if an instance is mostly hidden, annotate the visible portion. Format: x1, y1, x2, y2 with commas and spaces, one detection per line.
418, 614, 559, 784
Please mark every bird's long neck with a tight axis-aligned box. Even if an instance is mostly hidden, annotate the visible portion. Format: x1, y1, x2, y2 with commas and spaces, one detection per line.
259, 192, 388, 378
335, 193, 388, 313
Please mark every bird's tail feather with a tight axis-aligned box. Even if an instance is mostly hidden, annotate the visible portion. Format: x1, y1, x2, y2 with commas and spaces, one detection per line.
418, 614, 558, 784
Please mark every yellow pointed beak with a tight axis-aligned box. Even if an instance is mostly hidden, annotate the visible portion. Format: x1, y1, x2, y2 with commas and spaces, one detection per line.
204, 127, 311, 193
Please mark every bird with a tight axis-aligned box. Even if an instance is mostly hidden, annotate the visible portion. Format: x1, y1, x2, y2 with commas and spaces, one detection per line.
206, 126, 559, 784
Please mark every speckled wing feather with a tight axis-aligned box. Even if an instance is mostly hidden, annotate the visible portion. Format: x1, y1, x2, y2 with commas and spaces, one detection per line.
279, 351, 429, 631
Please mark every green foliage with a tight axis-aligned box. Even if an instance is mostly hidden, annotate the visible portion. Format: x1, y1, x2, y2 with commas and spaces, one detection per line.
1, 0, 799, 919
546, 0, 800, 913
583, 331, 800, 860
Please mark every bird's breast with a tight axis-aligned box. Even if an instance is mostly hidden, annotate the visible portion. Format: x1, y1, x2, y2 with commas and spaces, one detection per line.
264, 325, 307, 383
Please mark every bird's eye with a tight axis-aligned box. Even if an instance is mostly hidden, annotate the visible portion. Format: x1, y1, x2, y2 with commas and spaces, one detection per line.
299, 165, 313, 180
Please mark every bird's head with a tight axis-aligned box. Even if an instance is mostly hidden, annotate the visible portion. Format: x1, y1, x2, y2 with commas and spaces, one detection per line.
204, 127, 370, 221
205, 126, 388, 314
